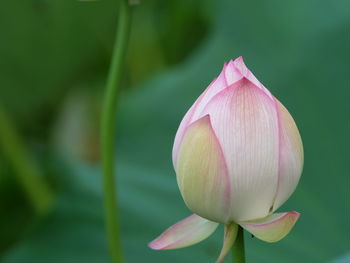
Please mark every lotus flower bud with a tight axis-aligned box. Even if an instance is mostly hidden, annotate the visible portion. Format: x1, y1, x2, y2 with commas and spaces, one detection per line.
149, 57, 303, 262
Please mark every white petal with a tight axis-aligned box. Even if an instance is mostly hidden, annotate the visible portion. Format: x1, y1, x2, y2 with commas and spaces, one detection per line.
172, 93, 203, 167
148, 214, 219, 250
190, 68, 228, 121
176, 115, 231, 223
172, 68, 227, 167
225, 57, 273, 100
224, 59, 244, 86
239, 211, 300, 242
199, 78, 279, 221
273, 100, 304, 210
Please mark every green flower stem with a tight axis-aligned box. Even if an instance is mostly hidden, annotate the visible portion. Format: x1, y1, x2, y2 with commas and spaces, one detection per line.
232, 225, 246, 263
0, 107, 53, 215
101, 1, 132, 263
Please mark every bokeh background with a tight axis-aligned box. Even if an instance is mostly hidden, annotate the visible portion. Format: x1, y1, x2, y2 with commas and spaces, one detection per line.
0, 0, 350, 262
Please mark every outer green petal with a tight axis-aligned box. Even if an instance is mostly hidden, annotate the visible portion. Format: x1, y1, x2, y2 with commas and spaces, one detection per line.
239, 211, 300, 243
176, 115, 231, 223
148, 214, 218, 250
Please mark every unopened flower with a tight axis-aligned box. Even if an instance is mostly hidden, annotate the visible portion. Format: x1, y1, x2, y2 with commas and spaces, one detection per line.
149, 57, 303, 262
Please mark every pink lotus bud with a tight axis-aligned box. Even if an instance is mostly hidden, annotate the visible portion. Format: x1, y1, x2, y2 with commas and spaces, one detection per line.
173, 56, 303, 223
149, 57, 303, 262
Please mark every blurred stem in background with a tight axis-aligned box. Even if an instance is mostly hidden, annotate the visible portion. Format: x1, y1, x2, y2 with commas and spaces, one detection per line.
0, 107, 53, 215
101, 0, 132, 263
232, 226, 245, 263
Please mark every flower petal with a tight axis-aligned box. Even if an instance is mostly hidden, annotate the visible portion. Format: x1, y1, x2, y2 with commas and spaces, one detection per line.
225, 57, 273, 99
148, 214, 219, 250
198, 78, 279, 221
176, 115, 231, 223
216, 223, 238, 263
273, 100, 304, 211
190, 67, 228, 122
224, 58, 245, 85
172, 68, 227, 167
239, 211, 300, 242
172, 91, 205, 167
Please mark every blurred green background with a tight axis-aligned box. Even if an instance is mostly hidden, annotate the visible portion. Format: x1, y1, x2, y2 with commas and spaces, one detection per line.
0, 0, 349, 262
